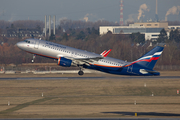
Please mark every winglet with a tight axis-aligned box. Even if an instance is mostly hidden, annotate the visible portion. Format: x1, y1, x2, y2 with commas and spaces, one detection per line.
102, 49, 112, 57
100, 50, 107, 56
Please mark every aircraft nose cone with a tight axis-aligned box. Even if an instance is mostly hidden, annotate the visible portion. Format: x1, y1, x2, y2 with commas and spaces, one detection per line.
16, 42, 24, 49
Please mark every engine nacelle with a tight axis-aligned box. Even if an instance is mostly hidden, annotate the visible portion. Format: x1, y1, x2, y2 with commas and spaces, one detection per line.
57, 57, 72, 67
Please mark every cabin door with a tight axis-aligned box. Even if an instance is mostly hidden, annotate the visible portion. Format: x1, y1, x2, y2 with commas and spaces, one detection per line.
127, 65, 133, 73
34, 40, 40, 49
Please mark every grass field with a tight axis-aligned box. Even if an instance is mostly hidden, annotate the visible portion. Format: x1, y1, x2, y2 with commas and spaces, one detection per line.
0, 71, 180, 118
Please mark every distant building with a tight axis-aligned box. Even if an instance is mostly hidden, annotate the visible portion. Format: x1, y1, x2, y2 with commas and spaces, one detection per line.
1, 28, 42, 38
99, 22, 170, 41
134, 22, 168, 30
168, 26, 180, 30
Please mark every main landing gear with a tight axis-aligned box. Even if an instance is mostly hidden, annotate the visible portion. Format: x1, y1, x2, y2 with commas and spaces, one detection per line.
78, 67, 84, 76
78, 70, 84, 75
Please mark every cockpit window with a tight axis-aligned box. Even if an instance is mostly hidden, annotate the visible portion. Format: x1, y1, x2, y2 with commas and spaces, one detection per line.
24, 40, 30, 43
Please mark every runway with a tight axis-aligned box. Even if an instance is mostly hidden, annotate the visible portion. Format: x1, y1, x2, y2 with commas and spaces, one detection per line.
1, 118, 180, 120
0, 74, 180, 119
0, 76, 180, 80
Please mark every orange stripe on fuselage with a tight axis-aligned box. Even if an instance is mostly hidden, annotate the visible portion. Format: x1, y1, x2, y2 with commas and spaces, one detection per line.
90, 63, 122, 68
58, 57, 61, 65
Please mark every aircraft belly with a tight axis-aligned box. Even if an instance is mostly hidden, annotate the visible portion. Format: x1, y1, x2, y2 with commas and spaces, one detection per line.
27, 46, 58, 59
87, 64, 123, 74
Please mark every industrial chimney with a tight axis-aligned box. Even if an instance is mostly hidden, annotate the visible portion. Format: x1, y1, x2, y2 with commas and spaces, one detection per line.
45, 15, 47, 37
49, 15, 51, 36
120, 0, 123, 25
155, 0, 159, 21
53, 15, 56, 35
156, 0, 158, 15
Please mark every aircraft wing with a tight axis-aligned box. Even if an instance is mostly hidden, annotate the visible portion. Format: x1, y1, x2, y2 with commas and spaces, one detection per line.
74, 56, 103, 63
63, 56, 104, 66
59, 49, 112, 66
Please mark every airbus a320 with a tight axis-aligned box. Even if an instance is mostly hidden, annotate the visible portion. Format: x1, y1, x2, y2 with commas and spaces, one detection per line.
16, 38, 164, 76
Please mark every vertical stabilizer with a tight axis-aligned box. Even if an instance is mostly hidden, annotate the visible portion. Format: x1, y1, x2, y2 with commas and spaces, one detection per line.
132, 46, 164, 69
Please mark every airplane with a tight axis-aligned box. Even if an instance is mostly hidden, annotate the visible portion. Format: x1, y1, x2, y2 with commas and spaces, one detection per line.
16, 38, 164, 76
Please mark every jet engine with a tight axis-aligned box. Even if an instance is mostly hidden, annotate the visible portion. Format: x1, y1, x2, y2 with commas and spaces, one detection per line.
57, 57, 72, 67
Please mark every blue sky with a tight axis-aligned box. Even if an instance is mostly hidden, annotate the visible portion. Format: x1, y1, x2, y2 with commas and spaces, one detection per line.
0, 0, 180, 24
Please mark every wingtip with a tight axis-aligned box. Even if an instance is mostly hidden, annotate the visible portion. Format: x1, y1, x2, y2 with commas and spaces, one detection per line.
103, 49, 112, 57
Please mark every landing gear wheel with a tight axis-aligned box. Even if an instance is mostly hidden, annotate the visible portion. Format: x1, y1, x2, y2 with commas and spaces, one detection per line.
78, 70, 84, 76
32, 54, 36, 63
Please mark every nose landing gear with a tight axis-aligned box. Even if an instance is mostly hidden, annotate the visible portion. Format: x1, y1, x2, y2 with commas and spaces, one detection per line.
32, 54, 36, 63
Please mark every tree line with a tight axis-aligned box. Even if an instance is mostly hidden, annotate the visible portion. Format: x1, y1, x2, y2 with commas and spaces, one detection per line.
0, 19, 180, 70
0, 30, 180, 69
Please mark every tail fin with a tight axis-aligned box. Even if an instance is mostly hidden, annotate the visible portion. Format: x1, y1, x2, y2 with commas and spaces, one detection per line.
132, 46, 164, 70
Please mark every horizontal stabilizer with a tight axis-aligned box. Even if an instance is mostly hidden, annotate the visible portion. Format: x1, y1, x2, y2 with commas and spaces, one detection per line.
140, 69, 160, 75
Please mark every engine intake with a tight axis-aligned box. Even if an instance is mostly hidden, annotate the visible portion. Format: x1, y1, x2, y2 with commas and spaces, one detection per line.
57, 57, 72, 67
